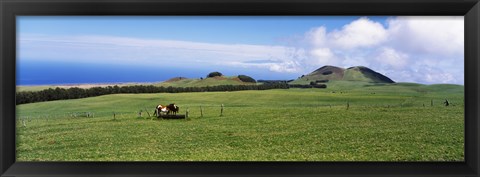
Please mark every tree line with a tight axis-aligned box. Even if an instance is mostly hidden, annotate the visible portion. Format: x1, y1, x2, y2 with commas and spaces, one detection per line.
16, 83, 292, 105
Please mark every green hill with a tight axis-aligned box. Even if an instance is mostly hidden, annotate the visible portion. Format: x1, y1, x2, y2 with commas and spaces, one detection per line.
290, 65, 394, 85
155, 76, 257, 88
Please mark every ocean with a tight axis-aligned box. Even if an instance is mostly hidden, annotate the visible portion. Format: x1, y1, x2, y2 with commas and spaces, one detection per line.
17, 60, 298, 86
17, 61, 210, 85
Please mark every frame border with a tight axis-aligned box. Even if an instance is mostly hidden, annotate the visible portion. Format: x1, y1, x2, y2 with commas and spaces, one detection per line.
1, 0, 479, 176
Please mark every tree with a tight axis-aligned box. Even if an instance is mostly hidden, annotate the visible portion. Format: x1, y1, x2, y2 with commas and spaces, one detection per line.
207, 71, 223, 78
238, 75, 256, 83
16, 82, 296, 105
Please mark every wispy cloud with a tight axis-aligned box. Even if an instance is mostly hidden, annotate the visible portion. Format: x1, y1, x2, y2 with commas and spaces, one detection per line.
19, 34, 305, 73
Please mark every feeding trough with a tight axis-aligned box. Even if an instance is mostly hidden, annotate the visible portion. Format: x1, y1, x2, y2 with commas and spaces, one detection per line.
158, 114, 186, 119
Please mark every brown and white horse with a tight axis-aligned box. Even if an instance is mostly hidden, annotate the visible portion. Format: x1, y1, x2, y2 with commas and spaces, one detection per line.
153, 104, 168, 117
154, 103, 180, 117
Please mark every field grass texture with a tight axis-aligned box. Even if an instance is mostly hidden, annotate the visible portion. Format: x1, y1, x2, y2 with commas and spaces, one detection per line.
16, 82, 464, 161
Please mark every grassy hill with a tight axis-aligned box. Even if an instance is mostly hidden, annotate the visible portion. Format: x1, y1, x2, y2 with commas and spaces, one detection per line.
16, 83, 464, 161
290, 65, 395, 85
155, 76, 257, 87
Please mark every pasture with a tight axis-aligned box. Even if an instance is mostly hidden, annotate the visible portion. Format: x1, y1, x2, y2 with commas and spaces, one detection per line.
16, 82, 464, 161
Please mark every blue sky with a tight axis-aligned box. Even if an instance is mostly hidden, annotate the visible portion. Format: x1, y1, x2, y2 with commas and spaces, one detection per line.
17, 16, 464, 85
18, 16, 389, 45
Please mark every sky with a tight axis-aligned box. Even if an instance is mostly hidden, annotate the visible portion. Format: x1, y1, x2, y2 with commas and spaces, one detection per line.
17, 16, 464, 85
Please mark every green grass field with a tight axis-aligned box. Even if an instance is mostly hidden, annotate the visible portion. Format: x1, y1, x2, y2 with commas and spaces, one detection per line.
16, 81, 464, 161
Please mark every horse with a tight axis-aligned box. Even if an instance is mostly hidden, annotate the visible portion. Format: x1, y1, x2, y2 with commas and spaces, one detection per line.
166, 103, 179, 115
153, 104, 169, 117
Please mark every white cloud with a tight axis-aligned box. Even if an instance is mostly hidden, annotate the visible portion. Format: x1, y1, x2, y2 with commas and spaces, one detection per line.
268, 60, 302, 73
306, 17, 387, 49
386, 16, 464, 56
299, 16, 464, 84
374, 47, 409, 69
309, 48, 338, 66
307, 26, 328, 47
329, 17, 388, 49
421, 68, 456, 84
221, 48, 306, 73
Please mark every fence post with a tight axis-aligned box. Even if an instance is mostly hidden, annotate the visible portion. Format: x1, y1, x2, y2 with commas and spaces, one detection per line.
220, 104, 224, 117
200, 106, 203, 118
346, 101, 349, 110
186, 107, 189, 118
144, 107, 151, 117
113, 112, 116, 120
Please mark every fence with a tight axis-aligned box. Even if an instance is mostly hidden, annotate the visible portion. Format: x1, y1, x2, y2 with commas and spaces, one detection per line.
17, 99, 459, 127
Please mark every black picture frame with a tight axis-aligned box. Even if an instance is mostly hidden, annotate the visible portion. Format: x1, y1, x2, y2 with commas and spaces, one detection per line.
1, 0, 479, 176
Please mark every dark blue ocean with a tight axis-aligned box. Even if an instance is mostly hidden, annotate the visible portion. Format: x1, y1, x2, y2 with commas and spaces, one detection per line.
17, 61, 211, 85
17, 60, 297, 85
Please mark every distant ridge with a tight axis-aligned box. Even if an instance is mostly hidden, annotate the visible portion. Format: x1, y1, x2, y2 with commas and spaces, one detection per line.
158, 72, 257, 87
294, 65, 395, 84
165, 77, 188, 82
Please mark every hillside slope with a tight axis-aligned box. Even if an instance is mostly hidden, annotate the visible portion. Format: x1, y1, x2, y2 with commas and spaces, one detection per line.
156, 76, 256, 87
290, 65, 395, 85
